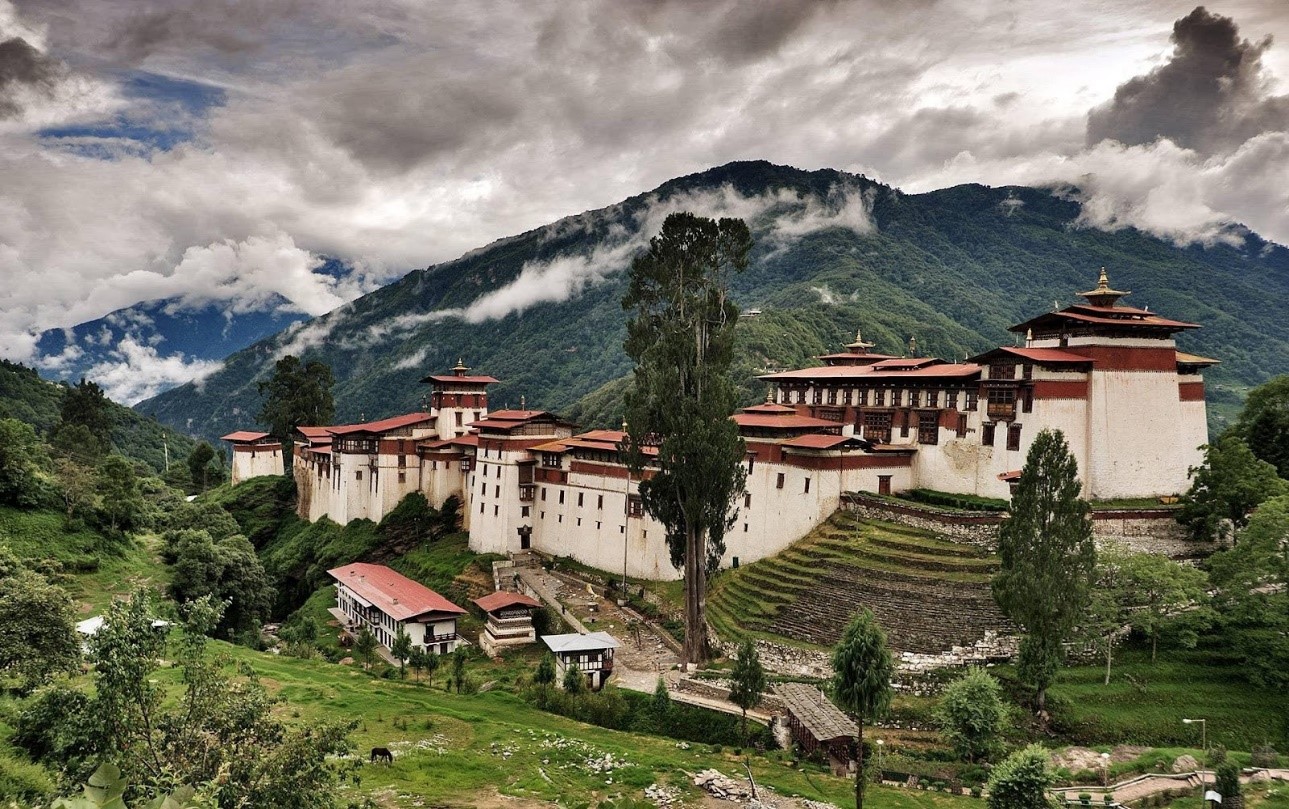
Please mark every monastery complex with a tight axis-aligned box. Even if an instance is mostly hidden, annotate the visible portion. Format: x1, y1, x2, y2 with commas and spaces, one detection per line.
224, 271, 1215, 581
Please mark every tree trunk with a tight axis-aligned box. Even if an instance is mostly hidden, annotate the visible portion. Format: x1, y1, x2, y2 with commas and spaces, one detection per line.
1104, 638, 1112, 686
683, 523, 709, 666
1151, 631, 1157, 663
856, 721, 865, 809
1036, 686, 1047, 715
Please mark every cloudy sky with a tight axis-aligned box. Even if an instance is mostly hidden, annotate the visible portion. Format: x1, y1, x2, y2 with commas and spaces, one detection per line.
2, 0, 1287, 400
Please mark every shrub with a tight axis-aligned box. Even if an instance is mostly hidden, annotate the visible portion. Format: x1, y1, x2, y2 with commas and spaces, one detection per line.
0, 751, 54, 803
1214, 761, 1241, 809
935, 666, 1008, 762
1250, 744, 1279, 768
987, 745, 1057, 809
1206, 745, 1227, 768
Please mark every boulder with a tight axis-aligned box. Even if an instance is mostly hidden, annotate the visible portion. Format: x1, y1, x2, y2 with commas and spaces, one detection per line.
1172, 755, 1199, 773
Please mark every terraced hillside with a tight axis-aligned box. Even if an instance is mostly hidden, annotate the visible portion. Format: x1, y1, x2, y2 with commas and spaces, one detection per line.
709, 513, 1012, 654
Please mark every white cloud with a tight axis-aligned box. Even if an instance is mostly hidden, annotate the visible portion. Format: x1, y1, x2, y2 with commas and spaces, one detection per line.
76, 336, 222, 404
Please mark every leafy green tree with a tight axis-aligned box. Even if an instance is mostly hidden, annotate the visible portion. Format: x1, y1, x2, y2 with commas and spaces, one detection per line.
186, 443, 216, 493
56, 379, 112, 451
1232, 374, 1289, 479
621, 212, 753, 666
408, 646, 428, 682
992, 429, 1096, 713
1208, 494, 1289, 690
1077, 544, 1131, 686
0, 567, 80, 690
831, 608, 894, 809
1117, 550, 1210, 662
51, 761, 205, 808
95, 456, 145, 534
934, 667, 1007, 762
728, 639, 766, 743
354, 626, 377, 671
55, 457, 98, 527
14, 684, 100, 784
563, 661, 585, 694
0, 417, 50, 508
168, 530, 273, 638
424, 647, 441, 687
86, 592, 354, 807
256, 356, 335, 448
450, 647, 468, 693
534, 653, 556, 686
1178, 436, 1287, 541
50, 422, 106, 466
391, 629, 412, 679
986, 744, 1057, 809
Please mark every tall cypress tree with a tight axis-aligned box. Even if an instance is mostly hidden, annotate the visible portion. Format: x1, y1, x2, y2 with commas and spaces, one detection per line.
992, 428, 1096, 714
622, 212, 752, 666
256, 355, 335, 454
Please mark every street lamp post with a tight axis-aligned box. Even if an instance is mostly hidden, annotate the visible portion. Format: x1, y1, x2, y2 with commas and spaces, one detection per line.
876, 739, 884, 776
1182, 718, 1207, 753
1101, 752, 1110, 789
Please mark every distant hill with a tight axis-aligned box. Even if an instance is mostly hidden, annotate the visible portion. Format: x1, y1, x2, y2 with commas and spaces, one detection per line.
136, 161, 1289, 443
31, 257, 359, 405
0, 359, 197, 473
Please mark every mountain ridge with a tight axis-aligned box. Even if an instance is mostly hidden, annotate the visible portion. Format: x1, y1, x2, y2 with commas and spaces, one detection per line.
135, 160, 1289, 443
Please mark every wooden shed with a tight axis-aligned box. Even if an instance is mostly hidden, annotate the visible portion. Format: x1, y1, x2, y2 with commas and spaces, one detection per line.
775, 682, 857, 774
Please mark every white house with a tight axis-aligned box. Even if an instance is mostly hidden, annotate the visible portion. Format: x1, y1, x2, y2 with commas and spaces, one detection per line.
328, 562, 466, 655
473, 591, 542, 655
541, 631, 620, 690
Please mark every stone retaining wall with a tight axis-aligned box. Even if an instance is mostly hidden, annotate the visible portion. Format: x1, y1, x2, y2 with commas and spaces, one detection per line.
842, 494, 1214, 559
675, 677, 785, 712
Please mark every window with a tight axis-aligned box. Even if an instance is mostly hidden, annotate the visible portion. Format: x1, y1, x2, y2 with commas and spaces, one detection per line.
541, 487, 547, 501
597, 494, 603, 510
356, 471, 363, 481
796, 389, 806, 404
521, 506, 530, 517
577, 492, 584, 508
1022, 388, 1034, 413
957, 413, 968, 437
982, 423, 996, 446
899, 412, 910, 438
874, 389, 886, 406
966, 390, 979, 411
947, 390, 959, 410
858, 389, 868, 406
990, 363, 1016, 380
628, 495, 643, 517
776, 473, 785, 489
559, 491, 565, 505
494, 505, 499, 517
494, 485, 500, 498
1023, 363, 1034, 381
455, 411, 463, 426
892, 389, 903, 407
928, 390, 939, 408
480, 479, 487, 494
398, 454, 407, 467
744, 492, 751, 508
918, 414, 939, 445
842, 388, 852, 406
804, 477, 811, 494
398, 472, 406, 483
1007, 424, 1022, 451
747, 457, 755, 474
910, 389, 921, 407
812, 388, 822, 404
827, 388, 837, 405
480, 502, 485, 514
863, 411, 892, 443
577, 517, 582, 526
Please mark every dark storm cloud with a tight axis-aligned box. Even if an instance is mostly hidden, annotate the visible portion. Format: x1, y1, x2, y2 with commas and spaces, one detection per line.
0, 35, 60, 117
1087, 5, 1289, 154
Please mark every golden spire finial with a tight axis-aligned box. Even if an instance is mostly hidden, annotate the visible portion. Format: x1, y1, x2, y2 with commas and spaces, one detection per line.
1097, 267, 1110, 291
520, 394, 526, 411
765, 387, 775, 404
621, 416, 628, 433
452, 357, 469, 376
1026, 328, 1033, 345
908, 335, 918, 357
1078, 267, 1130, 308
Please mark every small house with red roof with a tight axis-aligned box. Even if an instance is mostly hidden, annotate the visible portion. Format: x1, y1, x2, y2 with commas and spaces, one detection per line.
328, 562, 466, 655
220, 431, 283, 484
472, 591, 542, 654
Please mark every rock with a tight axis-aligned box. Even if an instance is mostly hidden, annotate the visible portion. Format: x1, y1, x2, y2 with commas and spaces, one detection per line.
339, 657, 355, 665
1172, 755, 1199, 773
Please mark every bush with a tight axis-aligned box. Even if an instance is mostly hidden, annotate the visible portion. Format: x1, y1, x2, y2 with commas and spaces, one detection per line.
1207, 745, 1227, 768
903, 489, 1010, 512
987, 745, 1057, 809
935, 666, 1008, 762
1214, 761, 1241, 809
1250, 744, 1279, 768
0, 751, 54, 803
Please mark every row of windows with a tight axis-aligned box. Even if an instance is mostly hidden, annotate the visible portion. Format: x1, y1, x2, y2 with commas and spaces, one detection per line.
981, 423, 1023, 450
780, 387, 980, 411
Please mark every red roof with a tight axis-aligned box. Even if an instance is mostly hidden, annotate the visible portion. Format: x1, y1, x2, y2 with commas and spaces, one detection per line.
968, 346, 1094, 365
297, 425, 336, 440
221, 430, 272, 443
732, 413, 839, 429
328, 563, 465, 620
329, 413, 435, 436
868, 357, 940, 369
740, 402, 799, 414
420, 374, 500, 385
469, 410, 575, 432
1176, 351, 1220, 367
780, 433, 872, 450
473, 591, 541, 613
1010, 307, 1197, 334
998, 469, 1022, 482
762, 363, 982, 381
817, 351, 898, 363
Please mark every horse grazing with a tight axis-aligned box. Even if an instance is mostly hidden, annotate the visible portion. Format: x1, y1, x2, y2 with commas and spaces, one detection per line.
370, 747, 394, 764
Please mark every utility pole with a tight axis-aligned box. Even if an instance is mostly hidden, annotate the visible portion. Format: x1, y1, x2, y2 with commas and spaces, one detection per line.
163, 435, 169, 471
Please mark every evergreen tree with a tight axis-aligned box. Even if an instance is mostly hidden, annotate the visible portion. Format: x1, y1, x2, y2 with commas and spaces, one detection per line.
186, 442, 216, 493
1178, 436, 1287, 541
621, 212, 753, 666
256, 355, 335, 448
408, 646, 428, 681
831, 608, 893, 809
354, 626, 377, 671
450, 647, 467, 693
391, 629, 412, 679
535, 653, 557, 686
563, 661, 585, 694
56, 379, 112, 452
650, 676, 671, 730
424, 647, 441, 687
728, 639, 766, 743
992, 429, 1096, 713
94, 455, 145, 534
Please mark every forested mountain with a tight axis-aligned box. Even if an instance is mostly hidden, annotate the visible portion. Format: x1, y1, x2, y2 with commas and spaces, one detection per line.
136, 161, 1289, 442
0, 360, 196, 473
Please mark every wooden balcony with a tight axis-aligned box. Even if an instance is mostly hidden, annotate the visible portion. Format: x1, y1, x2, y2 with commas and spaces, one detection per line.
987, 402, 1016, 421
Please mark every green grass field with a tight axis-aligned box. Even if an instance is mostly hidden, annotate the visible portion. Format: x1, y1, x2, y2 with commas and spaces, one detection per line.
162, 640, 981, 808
